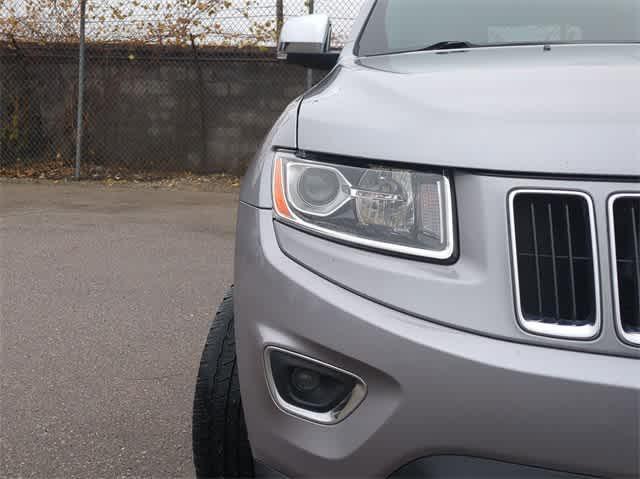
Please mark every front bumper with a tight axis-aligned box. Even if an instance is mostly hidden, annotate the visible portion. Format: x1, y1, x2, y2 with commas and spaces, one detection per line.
234, 202, 640, 478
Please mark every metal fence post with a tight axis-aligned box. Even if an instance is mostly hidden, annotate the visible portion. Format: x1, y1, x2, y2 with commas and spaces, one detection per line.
306, 0, 315, 90
74, 0, 87, 180
276, 0, 284, 41
191, 35, 209, 173
0, 46, 4, 163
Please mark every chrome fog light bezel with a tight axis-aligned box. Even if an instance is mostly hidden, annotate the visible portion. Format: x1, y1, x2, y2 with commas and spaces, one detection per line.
263, 346, 367, 425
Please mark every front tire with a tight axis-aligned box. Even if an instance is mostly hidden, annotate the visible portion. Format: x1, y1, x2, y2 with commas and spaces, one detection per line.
192, 288, 255, 479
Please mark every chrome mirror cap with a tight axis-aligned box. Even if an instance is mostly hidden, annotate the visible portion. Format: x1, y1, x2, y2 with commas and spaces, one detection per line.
277, 14, 332, 60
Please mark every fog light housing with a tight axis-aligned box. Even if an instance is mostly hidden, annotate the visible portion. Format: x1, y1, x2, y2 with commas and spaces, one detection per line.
265, 347, 367, 424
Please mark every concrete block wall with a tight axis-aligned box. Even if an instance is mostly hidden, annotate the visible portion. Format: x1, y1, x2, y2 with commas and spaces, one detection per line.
0, 43, 311, 174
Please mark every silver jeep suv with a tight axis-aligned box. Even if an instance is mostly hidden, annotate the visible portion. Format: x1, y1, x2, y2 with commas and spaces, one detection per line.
192, 1, 640, 478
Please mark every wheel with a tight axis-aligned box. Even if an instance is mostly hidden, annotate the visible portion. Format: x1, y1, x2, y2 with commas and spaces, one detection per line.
192, 288, 255, 479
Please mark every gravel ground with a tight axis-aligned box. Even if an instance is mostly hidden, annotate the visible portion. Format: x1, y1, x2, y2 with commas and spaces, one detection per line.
0, 181, 239, 478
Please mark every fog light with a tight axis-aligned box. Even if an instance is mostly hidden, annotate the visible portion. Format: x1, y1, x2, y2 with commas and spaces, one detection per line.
291, 368, 321, 392
265, 347, 367, 424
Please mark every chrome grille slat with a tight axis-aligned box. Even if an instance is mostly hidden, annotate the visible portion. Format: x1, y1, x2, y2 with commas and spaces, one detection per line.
564, 202, 578, 322
529, 203, 543, 316
509, 190, 600, 340
547, 203, 561, 320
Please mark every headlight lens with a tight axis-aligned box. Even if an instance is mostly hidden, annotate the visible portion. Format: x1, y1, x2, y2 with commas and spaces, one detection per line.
273, 153, 456, 261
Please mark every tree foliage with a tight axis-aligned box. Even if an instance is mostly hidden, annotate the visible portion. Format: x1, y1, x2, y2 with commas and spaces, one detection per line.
0, 0, 278, 46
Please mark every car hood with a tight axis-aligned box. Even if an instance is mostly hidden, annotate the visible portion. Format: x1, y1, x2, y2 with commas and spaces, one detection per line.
298, 45, 640, 177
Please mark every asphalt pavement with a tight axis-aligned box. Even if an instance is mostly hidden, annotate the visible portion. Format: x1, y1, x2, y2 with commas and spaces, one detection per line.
1, 181, 239, 478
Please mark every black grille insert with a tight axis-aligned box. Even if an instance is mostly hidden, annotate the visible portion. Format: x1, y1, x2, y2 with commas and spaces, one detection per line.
611, 195, 640, 344
510, 191, 599, 338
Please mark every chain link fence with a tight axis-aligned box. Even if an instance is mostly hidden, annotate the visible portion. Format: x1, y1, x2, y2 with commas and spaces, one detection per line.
0, 0, 364, 179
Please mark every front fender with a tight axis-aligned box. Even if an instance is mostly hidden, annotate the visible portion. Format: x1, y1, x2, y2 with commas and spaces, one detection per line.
240, 97, 300, 208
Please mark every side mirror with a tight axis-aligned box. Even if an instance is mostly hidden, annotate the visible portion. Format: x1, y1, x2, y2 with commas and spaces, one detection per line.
277, 14, 340, 70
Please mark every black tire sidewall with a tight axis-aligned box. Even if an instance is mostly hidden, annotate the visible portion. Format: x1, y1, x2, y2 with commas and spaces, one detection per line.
192, 289, 254, 479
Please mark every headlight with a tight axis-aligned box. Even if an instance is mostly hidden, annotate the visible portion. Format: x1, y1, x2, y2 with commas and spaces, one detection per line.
272, 152, 456, 261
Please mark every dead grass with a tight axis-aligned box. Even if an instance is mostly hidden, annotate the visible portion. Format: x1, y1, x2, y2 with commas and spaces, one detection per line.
0, 159, 241, 192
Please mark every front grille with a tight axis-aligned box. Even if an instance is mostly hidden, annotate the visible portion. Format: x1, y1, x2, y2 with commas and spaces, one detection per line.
509, 190, 600, 339
610, 194, 640, 345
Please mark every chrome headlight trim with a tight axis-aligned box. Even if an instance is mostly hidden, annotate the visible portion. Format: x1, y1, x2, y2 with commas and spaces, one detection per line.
272, 151, 457, 262
285, 161, 353, 217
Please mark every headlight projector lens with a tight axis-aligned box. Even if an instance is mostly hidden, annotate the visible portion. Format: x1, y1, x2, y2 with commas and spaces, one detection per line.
298, 168, 341, 207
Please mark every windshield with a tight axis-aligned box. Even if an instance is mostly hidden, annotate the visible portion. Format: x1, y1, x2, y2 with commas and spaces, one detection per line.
357, 0, 640, 56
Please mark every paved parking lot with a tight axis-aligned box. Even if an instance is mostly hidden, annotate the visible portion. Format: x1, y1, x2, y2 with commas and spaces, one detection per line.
1, 181, 239, 478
